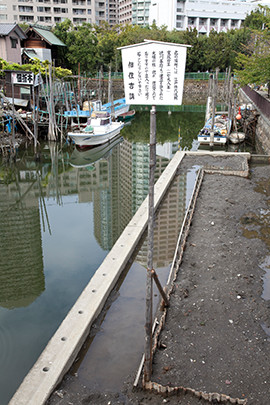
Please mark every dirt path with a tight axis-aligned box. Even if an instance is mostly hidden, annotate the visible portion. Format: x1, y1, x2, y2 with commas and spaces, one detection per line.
48, 156, 270, 405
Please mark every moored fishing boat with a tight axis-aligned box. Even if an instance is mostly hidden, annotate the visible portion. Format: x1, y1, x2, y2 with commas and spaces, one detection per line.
101, 98, 130, 118
197, 114, 231, 145
117, 109, 136, 122
68, 110, 124, 148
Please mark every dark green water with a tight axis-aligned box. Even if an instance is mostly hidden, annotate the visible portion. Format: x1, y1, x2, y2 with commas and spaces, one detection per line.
0, 109, 205, 404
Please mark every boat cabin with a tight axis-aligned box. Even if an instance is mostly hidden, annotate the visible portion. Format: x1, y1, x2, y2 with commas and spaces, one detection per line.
90, 111, 111, 126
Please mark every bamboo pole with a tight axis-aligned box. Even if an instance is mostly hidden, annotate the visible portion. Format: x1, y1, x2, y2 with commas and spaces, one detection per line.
32, 80, 38, 151
0, 91, 36, 142
11, 80, 15, 147
144, 105, 156, 384
98, 66, 103, 101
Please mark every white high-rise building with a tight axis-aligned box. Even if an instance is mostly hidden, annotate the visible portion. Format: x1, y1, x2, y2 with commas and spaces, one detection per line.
149, 0, 260, 35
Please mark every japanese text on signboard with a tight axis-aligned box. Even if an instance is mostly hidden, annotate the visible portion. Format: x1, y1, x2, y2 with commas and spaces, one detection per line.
11, 72, 34, 85
121, 42, 187, 106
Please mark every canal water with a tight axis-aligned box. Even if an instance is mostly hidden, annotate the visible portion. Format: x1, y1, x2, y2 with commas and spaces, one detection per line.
0, 106, 242, 404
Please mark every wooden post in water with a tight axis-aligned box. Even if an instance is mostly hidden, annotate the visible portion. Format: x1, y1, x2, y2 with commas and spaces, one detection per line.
210, 73, 215, 148
210, 68, 219, 148
228, 73, 234, 125
144, 105, 156, 384
77, 62, 81, 106
32, 79, 38, 151
98, 66, 103, 101
11, 79, 15, 147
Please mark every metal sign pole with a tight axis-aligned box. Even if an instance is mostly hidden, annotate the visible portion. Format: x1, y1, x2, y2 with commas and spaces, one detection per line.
144, 104, 156, 384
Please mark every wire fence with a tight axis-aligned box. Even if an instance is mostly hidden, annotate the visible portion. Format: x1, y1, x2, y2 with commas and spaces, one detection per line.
89, 71, 227, 81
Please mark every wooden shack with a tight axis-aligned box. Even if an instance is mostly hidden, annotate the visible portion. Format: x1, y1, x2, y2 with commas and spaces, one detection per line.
22, 24, 66, 65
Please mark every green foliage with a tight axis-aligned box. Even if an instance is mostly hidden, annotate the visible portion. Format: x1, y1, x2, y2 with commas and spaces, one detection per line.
18, 23, 29, 32
0, 57, 72, 79
235, 6, 270, 86
47, 18, 257, 77
235, 30, 270, 86
243, 6, 270, 30
53, 20, 98, 73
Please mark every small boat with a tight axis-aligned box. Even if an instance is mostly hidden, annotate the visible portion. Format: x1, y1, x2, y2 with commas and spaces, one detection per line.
101, 98, 130, 119
198, 115, 231, 145
117, 109, 136, 122
228, 131, 245, 144
68, 110, 124, 148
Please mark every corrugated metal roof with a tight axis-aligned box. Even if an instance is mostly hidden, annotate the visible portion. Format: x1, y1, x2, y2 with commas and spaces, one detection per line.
27, 26, 66, 47
22, 48, 43, 61
0, 23, 26, 39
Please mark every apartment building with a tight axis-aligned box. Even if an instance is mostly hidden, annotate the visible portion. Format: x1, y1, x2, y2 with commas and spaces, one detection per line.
149, 0, 259, 35
0, 0, 262, 30
0, 0, 117, 27
119, 0, 132, 24
132, 0, 151, 26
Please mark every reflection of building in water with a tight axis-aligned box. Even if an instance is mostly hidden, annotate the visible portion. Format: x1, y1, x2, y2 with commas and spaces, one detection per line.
136, 170, 187, 269
0, 180, 44, 309
131, 142, 171, 214
0, 138, 180, 308
91, 140, 174, 251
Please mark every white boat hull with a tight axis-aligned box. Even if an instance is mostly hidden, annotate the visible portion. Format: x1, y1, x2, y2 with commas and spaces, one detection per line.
68, 122, 124, 148
198, 134, 227, 145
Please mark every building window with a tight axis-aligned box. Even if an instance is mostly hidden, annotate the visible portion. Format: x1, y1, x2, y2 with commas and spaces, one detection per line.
11, 38, 18, 48
18, 5, 33, 11
19, 15, 34, 21
221, 19, 227, 27
188, 17, 195, 25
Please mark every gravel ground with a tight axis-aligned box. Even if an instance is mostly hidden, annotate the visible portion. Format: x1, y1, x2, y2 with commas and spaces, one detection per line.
48, 155, 270, 405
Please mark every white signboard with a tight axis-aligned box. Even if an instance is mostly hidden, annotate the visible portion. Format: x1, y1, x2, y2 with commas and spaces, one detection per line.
119, 40, 189, 106
11, 71, 34, 85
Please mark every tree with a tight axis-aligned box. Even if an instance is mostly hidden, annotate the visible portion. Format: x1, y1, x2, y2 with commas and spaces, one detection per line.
53, 20, 98, 74
235, 7, 270, 88
243, 6, 270, 30
235, 30, 270, 87
94, 22, 121, 71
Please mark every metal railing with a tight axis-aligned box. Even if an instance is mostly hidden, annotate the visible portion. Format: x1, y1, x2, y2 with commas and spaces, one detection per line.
242, 85, 270, 120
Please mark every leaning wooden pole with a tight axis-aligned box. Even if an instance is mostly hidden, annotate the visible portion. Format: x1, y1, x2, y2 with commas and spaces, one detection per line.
144, 105, 156, 384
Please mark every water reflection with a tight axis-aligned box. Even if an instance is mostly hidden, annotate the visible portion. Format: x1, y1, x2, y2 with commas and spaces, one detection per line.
0, 109, 205, 404
0, 169, 44, 309
69, 168, 196, 392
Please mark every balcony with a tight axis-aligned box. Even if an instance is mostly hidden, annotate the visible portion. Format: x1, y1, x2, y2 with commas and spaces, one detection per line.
73, 8, 86, 14
72, 0, 86, 5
